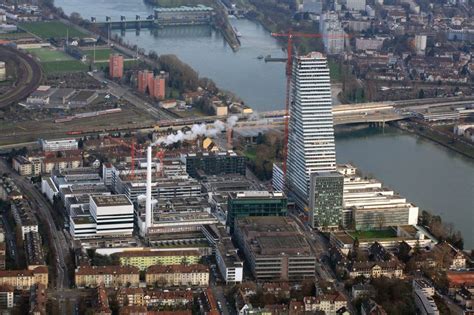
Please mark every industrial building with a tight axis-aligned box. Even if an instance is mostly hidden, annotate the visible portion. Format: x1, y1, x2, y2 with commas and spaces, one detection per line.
287, 52, 336, 206
234, 217, 316, 281
309, 171, 344, 229
89, 195, 134, 236
184, 151, 246, 178
226, 191, 287, 232
154, 5, 214, 25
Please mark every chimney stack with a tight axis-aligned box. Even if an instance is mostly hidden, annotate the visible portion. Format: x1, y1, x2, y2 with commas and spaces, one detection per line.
145, 146, 152, 231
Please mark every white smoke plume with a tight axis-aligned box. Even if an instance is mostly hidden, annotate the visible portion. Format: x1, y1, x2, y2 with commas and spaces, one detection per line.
154, 115, 239, 146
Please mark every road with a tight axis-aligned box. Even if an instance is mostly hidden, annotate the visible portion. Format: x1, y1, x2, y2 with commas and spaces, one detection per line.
0, 159, 70, 289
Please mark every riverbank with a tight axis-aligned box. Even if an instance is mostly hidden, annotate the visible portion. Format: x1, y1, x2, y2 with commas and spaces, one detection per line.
391, 120, 474, 159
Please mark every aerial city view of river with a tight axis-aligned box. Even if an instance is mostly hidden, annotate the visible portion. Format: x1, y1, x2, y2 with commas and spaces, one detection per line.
56, 0, 474, 248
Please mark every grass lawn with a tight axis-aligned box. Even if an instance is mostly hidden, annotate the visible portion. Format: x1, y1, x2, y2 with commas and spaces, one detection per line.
19, 21, 87, 39
349, 229, 397, 240
82, 48, 113, 61
0, 32, 32, 39
26, 48, 73, 62
41, 60, 88, 74
244, 147, 257, 161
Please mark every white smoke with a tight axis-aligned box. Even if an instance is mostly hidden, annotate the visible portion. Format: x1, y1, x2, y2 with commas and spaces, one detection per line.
154, 115, 239, 146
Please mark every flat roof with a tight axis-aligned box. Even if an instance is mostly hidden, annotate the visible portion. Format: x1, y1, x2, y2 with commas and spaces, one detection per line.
154, 5, 214, 12
91, 195, 132, 207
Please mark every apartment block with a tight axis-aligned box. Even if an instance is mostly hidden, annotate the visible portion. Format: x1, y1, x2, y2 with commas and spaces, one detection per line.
75, 265, 140, 288
0, 267, 48, 290
116, 250, 201, 271
145, 264, 209, 287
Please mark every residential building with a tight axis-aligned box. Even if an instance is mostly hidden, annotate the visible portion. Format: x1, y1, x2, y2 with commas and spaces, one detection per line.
24, 231, 46, 270
361, 299, 387, 315
143, 290, 193, 308
345, 0, 366, 11
116, 250, 201, 271
29, 283, 47, 315
146, 264, 209, 287
431, 241, 467, 270
302, 0, 322, 14
116, 287, 144, 307
0, 267, 48, 290
226, 191, 287, 232
303, 293, 348, 314
95, 284, 112, 315
309, 171, 344, 229
40, 138, 78, 152
74, 265, 140, 288
347, 261, 404, 279
287, 52, 336, 205
234, 216, 316, 281
0, 285, 14, 309
109, 54, 124, 79
12, 156, 41, 176
320, 13, 345, 54
137, 70, 166, 99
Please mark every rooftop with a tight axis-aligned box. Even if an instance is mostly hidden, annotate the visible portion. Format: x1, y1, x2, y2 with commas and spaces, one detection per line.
154, 5, 214, 12
91, 194, 132, 207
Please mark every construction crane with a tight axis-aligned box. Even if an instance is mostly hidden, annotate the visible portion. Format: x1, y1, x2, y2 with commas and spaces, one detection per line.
270, 31, 346, 190
107, 137, 137, 178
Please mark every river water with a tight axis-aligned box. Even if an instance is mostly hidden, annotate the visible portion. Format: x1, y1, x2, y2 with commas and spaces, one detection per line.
56, 0, 474, 249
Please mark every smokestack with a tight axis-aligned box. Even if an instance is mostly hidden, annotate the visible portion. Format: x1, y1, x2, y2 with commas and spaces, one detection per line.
145, 146, 152, 231
227, 127, 233, 150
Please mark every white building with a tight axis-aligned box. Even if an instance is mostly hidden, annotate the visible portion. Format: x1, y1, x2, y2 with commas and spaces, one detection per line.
414, 35, 427, 55
413, 279, 439, 315
320, 12, 345, 54
40, 138, 78, 152
89, 195, 134, 236
287, 52, 336, 204
302, 0, 323, 14
271, 163, 285, 192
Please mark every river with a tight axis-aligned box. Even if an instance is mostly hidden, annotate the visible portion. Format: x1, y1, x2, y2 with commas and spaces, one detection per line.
55, 0, 474, 249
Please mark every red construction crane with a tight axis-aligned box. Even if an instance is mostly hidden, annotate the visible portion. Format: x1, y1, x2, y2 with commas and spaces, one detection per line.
271, 31, 347, 190
155, 148, 165, 177
107, 137, 137, 178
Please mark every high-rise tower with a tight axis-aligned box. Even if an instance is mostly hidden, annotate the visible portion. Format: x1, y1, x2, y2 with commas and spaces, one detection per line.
287, 52, 336, 205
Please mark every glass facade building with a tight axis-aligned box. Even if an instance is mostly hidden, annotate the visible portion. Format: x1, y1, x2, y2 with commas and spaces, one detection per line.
309, 171, 343, 229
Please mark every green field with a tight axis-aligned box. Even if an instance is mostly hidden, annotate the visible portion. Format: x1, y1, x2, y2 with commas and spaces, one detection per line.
26, 48, 73, 62
19, 21, 87, 39
0, 32, 32, 40
41, 60, 88, 74
349, 229, 397, 240
82, 48, 113, 61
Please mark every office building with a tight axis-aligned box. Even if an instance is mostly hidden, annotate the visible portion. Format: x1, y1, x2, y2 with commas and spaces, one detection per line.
40, 138, 78, 152
287, 52, 336, 204
320, 13, 345, 54
75, 265, 140, 288
89, 195, 134, 236
184, 151, 246, 178
226, 191, 287, 232
414, 35, 427, 55
272, 163, 285, 192
234, 217, 316, 281
145, 264, 209, 287
345, 0, 366, 11
413, 279, 439, 315
109, 54, 124, 79
309, 172, 343, 229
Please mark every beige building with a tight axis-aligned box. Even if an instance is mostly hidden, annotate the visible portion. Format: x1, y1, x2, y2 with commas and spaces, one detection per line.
0, 267, 48, 290
12, 156, 41, 176
75, 266, 140, 288
146, 264, 209, 287
347, 261, 404, 279
116, 250, 201, 271
304, 293, 348, 315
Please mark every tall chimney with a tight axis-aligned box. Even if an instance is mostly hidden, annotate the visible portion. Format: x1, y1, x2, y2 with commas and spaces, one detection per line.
145, 146, 152, 231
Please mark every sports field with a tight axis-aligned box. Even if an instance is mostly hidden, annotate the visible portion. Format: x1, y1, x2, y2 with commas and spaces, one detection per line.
26, 47, 88, 74
82, 48, 113, 61
349, 229, 397, 240
19, 21, 87, 39
26, 48, 73, 62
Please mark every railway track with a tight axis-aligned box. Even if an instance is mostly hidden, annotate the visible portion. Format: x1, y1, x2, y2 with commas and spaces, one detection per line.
0, 45, 43, 108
